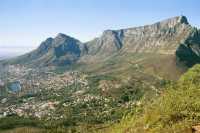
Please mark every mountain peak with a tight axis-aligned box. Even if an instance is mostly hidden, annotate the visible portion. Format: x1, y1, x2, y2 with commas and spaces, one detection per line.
54, 33, 81, 43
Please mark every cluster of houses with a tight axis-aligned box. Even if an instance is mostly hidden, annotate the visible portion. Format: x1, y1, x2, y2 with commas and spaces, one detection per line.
0, 64, 90, 120
0, 99, 60, 119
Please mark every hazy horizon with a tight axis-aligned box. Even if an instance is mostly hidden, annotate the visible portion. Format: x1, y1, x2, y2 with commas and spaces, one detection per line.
0, 47, 33, 59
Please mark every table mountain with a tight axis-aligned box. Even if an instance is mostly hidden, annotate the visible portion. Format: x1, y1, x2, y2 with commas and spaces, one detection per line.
86, 16, 191, 55
84, 16, 200, 67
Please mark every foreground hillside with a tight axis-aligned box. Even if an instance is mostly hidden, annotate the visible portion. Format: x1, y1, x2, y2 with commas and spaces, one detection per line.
109, 64, 200, 133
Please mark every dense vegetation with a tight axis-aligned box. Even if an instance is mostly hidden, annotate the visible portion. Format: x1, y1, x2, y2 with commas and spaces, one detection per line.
109, 64, 200, 133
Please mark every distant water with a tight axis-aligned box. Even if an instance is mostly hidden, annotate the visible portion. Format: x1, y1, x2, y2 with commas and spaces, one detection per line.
0, 47, 33, 59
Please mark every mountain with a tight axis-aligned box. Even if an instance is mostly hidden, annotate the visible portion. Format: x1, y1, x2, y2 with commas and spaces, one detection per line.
85, 16, 199, 61
7, 33, 87, 66
5, 16, 200, 69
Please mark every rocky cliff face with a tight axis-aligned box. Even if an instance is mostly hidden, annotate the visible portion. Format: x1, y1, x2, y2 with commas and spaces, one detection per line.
86, 16, 192, 56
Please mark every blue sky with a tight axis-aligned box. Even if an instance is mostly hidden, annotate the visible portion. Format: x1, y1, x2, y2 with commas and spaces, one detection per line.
0, 0, 199, 49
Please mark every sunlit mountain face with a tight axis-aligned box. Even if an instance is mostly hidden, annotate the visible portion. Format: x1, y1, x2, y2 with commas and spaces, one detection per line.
0, 47, 33, 59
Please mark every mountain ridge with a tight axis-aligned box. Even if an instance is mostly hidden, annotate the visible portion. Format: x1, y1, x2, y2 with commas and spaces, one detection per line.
4, 16, 200, 68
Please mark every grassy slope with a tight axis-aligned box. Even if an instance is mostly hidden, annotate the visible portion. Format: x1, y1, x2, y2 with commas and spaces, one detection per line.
78, 52, 186, 80
108, 64, 200, 133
